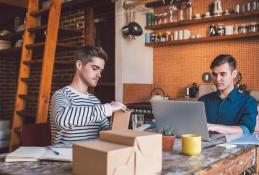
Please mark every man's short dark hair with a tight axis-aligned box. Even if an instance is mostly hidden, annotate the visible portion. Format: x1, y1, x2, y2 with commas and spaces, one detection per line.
210, 54, 236, 70
74, 45, 108, 65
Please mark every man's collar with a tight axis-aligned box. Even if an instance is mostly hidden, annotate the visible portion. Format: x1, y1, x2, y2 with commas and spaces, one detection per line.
217, 88, 239, 101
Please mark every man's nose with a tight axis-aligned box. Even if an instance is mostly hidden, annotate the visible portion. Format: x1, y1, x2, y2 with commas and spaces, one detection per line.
216, 75, 221, 81
97, 71, 101, 78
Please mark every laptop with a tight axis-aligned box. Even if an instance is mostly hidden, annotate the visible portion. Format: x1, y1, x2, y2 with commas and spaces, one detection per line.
151, 100, 224, 141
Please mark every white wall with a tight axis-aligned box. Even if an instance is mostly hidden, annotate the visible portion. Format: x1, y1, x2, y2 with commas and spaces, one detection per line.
115, 0, 153, 101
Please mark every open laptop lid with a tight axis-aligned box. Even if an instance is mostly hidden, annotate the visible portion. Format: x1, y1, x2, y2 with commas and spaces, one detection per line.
151, 100, 210, 141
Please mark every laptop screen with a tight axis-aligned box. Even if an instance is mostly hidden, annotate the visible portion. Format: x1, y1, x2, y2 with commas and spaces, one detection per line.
151, 100, 210, 141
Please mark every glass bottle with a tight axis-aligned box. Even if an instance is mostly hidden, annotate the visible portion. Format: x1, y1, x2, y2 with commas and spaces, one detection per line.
185, 0, 193, 20
158, 14, 163, 25
163, 13, 168, 24
178, 8, 184, 21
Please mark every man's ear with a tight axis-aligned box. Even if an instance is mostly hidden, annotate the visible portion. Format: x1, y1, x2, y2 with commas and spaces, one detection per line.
232, 69, 238, 78
75, 60, 82, 71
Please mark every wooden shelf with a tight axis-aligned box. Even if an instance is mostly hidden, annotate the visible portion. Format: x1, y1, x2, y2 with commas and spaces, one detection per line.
0, 47, 21, 57
145, 32, 259, 47
25, 42, 80, 51
145, 11, 259, 30
0, 31, 24, 40
23, 59, 72, 65
0, 26, 80, 42
30, 0, 95, 17
27, 25, 82, 38
18, 95, 36, 102
123, 0, 160, 9
16, 110, 36, 118
0, 42, 80, 57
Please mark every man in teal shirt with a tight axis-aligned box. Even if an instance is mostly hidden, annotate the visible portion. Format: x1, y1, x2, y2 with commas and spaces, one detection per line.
199, 54, 258, 134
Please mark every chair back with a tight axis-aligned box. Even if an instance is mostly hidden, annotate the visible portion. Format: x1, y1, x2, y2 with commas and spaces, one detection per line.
21, 123, 51, 146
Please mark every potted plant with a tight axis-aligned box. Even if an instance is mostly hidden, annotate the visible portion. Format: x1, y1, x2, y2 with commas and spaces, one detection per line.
161, 127, 176, 152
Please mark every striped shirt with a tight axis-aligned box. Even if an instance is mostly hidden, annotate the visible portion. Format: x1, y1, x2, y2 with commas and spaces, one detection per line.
49, 86, 111, 145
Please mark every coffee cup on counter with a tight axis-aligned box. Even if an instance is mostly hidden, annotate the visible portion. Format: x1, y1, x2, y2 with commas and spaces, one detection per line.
182, 134, 201, 156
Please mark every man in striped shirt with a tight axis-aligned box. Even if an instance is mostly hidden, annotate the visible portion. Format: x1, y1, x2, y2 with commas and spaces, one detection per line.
49, 45, 126, 145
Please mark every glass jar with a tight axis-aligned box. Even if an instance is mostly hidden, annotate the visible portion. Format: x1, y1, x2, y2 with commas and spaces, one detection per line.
239, 24, 247, 34
157, 32, 162, 42
209, 24, 217, 36
162, 33, 167, 42
233, 25, 239, 34
154, 14, 158, 25
150, 32, 156, 42
217, 24, 225, 36
166, 31, 171, 41
249, 22, 258, 32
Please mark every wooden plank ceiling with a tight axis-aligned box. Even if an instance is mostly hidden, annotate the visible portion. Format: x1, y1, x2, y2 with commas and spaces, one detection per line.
0, 0, 28, 8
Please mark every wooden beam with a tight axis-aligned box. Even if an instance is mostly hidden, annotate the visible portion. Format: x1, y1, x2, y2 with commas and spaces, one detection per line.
85, 8, 94, 45
36, 0, 62, 123
9, 0, 39, 151
0, 0, 28, 8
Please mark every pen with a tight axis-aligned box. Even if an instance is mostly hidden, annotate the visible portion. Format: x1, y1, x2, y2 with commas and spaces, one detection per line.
46, 146, 60, 155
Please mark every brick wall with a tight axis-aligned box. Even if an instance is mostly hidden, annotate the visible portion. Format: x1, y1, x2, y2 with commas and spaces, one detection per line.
0, 57, 19, 120
0, 7, 87, 122
25, 8, 86, 123
123, 0, 259, 103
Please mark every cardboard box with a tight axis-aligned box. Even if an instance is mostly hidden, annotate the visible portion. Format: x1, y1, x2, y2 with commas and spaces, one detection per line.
73, 140, 134, 175
100, 130, 162, 175
111, 111, 131, 130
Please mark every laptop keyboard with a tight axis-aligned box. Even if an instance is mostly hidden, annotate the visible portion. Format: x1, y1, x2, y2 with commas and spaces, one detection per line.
209, 131, 225, 140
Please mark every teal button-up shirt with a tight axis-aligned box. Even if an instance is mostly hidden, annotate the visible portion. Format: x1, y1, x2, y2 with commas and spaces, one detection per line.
199, 88, 258, 133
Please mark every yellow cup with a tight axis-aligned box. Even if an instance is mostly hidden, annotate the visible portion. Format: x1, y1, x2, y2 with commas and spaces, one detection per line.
181, 134, 201, 156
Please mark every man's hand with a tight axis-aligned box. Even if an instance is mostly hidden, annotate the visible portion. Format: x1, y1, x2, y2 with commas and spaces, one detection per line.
207, 123, 243, 134
110, 101, 128, 112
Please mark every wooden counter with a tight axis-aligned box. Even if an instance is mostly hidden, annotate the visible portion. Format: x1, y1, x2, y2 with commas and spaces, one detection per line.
0, 138, 256, 175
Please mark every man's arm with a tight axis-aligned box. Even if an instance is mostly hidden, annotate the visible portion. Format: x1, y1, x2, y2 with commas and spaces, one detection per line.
51, 91, 125, 130
207, 123, 243, 134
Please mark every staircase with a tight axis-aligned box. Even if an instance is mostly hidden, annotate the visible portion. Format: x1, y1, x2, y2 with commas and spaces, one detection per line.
9, 0, 81, 151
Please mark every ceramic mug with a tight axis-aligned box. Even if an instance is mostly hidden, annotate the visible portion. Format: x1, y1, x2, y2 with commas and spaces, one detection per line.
225, 25, 234, 35
182, 134, 201, 156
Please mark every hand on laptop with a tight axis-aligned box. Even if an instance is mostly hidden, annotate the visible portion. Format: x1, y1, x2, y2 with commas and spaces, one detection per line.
207, 123, 243, 135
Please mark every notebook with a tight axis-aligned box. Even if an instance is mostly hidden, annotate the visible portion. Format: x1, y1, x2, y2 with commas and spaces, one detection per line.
230, 133, 259, 145
151, 100, 224, 141
5, 146, 72, 162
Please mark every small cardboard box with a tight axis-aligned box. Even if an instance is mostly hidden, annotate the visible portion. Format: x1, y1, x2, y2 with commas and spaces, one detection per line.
100, 130, 162, 175
111, 111, 131, 130
73, 140, 134, 175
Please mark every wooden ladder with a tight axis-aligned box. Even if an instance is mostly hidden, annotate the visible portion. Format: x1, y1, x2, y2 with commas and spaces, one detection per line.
9, 0, 62, 151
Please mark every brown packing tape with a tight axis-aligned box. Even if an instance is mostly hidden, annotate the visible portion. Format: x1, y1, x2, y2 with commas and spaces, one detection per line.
112, 147, 135, 175
113, 142, 136, 175
113, 139, 142, 175
111, 111, 131, 130
73, 140, 135, 175
115, 138, 162, 175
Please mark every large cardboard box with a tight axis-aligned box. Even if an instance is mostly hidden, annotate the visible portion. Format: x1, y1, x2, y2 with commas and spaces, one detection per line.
73, 140, 134, 175
100, 130, 162, 175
